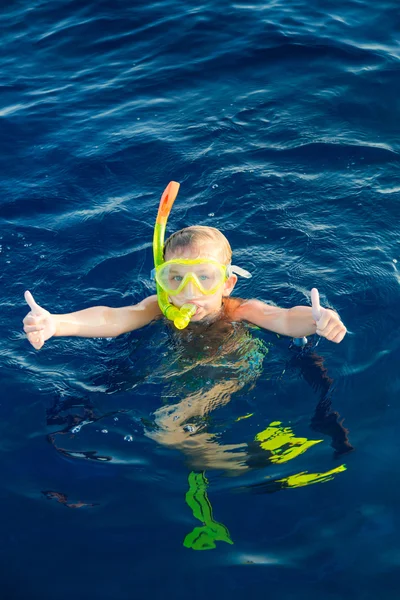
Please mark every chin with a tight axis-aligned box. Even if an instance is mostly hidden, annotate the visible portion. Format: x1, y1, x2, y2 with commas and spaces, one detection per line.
192, 307, 222, 324
188, 309, 205, 321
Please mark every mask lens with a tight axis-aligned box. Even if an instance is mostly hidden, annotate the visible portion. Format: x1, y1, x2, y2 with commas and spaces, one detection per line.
158, 263, 188, 292
156, 261, 226, 295
192, 263, 222, 291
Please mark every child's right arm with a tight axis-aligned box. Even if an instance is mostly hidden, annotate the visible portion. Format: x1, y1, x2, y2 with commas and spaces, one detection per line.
23, 290, 162, 350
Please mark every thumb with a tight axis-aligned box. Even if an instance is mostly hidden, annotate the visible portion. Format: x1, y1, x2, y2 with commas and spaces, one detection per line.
24, 290, 45, 316
311, 288, 322, 322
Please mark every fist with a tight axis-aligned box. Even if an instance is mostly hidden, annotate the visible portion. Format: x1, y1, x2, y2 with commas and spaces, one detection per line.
23, 291, 57, 350
311, 288, 346, 344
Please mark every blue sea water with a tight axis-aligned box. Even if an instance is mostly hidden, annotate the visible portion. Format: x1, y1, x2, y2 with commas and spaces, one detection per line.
1, 0, 400, 598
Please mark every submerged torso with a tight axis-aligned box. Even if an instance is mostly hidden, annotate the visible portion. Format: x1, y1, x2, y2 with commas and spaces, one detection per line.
163, 297, 268, 393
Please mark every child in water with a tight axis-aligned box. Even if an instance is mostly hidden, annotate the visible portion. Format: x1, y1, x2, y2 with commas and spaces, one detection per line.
23, 184, 347, 472
23, 226, 346, 349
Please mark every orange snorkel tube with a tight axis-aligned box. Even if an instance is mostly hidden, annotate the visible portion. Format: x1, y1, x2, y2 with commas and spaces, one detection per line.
153, 182, 196, 329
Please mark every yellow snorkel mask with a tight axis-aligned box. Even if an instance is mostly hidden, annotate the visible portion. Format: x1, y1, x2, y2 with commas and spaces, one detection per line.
154, 258, 230, 297
153, 182, 197, 330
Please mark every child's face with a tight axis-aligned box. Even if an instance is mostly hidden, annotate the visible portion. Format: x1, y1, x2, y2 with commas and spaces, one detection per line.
164, 244, 237, 322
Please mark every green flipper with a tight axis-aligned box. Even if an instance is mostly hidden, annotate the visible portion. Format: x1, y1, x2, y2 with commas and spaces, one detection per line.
184, 472, 233, 550
250, 421, 347, 490
254, 421, 323, 464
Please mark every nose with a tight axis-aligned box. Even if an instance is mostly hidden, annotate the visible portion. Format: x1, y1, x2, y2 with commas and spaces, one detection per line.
181, 280, 198, 299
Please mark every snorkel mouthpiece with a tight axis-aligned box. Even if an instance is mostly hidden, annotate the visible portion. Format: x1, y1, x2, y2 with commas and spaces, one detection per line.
166, 302, 197, 330
153, 182, 196, 329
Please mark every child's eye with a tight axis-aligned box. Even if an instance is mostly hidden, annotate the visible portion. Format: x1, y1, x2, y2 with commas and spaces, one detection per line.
199, 275, 209, 281
172, 275, 183, 282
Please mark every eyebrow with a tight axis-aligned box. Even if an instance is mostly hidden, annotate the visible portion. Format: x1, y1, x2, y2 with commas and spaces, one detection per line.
169, 266, 211, 272
168, 268, 185, 275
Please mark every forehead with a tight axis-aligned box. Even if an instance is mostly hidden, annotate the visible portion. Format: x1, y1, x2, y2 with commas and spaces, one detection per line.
165, 243, 225, 263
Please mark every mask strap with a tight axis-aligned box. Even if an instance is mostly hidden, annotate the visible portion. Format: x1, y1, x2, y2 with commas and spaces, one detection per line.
153, 264, 251, 280
229, 264, 252, 279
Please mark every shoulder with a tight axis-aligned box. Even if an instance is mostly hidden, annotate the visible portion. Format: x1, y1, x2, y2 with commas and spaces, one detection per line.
139, 294, 159, 308
133, 295, 162, 318
226, 297, 283, 323
222, 296, 252, 321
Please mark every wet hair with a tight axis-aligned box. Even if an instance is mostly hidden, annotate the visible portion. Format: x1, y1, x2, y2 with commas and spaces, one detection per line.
164, 226, 232, 264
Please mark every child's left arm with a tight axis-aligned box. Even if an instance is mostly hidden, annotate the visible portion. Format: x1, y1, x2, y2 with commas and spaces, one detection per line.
235, 288, 346, 343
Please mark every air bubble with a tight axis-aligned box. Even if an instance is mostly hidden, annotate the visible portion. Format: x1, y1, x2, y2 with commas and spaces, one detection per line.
183, 425, 196, 433
124, 435, 133, 442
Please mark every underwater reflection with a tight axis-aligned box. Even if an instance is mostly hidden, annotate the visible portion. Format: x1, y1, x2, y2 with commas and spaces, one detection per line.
45, 320, 352, 480
145, 320, 266, 473
146, 321, 353, 476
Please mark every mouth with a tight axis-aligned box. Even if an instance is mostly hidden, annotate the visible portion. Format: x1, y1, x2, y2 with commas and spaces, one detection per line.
183, 302, 205, 317
180, 300, 203, 309
169, 299, 206, 316
189, 303, 203, 315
